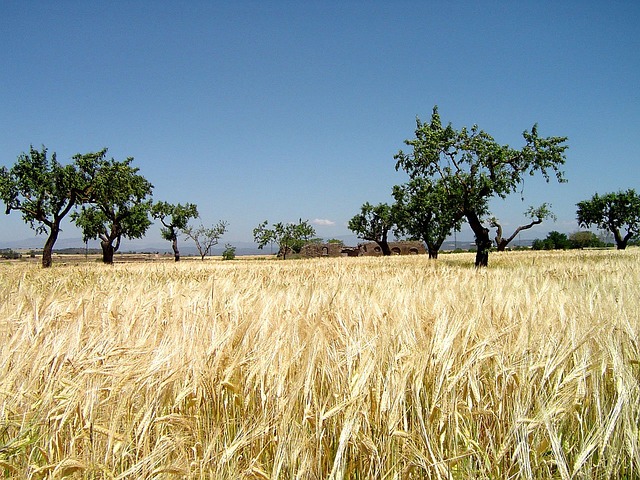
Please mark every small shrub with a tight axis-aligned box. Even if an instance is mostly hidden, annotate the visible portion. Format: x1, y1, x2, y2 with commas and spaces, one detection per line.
1, 249, 22, 260
222, 244, 236, 260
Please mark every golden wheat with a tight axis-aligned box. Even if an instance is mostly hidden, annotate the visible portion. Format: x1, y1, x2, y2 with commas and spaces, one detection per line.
0, 249, 638, 479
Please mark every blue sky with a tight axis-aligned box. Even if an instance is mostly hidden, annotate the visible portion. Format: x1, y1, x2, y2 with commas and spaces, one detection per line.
1, 1, 639, 249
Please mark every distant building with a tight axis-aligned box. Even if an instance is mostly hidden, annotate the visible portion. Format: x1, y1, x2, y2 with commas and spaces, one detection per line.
358, 241, 426, 256
298, 240, 425, 258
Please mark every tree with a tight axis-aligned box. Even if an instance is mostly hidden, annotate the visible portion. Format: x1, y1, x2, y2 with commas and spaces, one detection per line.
532, 231, 570, 250
184, 221, 228, 260
72, 153, 153, 264
222, 244, 236, 260
253, 219, 316, 259
151, 201, 198, 261
569, 231, 604, 249
576, 189, 640, 250
0, 146, 93, 268
489, 203, 556, 251
348, 202, 396, 256
395, 106, 568, 267
392, 178, 466, 259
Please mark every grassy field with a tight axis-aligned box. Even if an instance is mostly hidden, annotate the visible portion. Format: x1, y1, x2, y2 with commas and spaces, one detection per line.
0, 249, 638, 479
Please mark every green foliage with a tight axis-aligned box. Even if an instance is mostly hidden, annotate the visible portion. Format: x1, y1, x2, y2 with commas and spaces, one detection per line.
394, 106, 568, 266
577, 189, 640, 250
569, 231, 604, 249
150, 201, 198, 261
253, 219, 316, 259
184, 221, 228, 260
0, 145, 94, 267
0, 249, 22, 260
348, 203, 396, 255
393, 178, 463, 258
222, 244, 236, 260
151, 202, 198, 241
71, 152, 153, 263
327, 238, 344, 245
532, 231, 570, 250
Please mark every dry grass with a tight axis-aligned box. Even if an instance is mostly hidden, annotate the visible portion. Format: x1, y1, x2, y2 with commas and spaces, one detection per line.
0, 249, 638, 479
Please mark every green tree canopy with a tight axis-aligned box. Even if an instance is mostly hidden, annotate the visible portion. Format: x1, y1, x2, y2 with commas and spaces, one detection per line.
392, 178, 465, 259
72, 153, 153, 264
576, 189, 640, 250
348, 202, 396, 256
394, 106, 568, 266
532, 231, 570, 250
0, 146, 93, 267
253, 219, 316, 259
568, 231, 604, 249
151, 201, 198, 261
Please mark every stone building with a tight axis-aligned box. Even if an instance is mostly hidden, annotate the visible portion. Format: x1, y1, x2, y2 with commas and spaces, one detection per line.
298, 240, 426, 258
358, 241, 426, 256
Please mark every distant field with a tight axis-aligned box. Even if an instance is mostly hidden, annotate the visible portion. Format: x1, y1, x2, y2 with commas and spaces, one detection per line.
0, 250, 638, 478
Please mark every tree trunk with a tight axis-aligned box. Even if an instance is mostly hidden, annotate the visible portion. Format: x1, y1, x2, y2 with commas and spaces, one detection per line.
496, 220, 541, 252
101, 241, 115, 264
427, 246, 439, 259
172, 237, 180, 261
493, 222, 504, 251
613, 228, 629, 250
42, 226, 60, 268
615, 240, 628, 250
466, 210, 492, 267
378, 240, 392, 256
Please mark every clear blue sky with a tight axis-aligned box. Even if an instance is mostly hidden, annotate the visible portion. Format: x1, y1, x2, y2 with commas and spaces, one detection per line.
1, 1, 639, 248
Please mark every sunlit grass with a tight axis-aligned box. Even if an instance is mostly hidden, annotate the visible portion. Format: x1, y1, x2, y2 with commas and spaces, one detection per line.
0, 249, 638, 478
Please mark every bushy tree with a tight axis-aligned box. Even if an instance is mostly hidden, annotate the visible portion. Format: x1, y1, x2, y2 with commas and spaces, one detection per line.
395, 106, 568, 266
393, 178, 465, 259
568, 231, 604, 249
184, 221, 228, 260
576, 189, 640, 250
0, 146, 93, 267
348, 202, 396, 256
532, 231, 570, 250
72, 153, 153, 264
489, 203, 556, 252
222, 244, 236, 260
253, 219, 315, 259
151, 201, 198, 261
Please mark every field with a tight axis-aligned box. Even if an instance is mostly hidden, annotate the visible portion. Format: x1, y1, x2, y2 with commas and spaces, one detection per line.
0, 249, 639, 479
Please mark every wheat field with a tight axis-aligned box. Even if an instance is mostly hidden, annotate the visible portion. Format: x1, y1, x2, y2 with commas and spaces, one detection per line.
0, 249, 638, 479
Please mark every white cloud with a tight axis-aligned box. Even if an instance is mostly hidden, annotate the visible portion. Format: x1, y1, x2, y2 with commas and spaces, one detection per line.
312, 218, 336, 226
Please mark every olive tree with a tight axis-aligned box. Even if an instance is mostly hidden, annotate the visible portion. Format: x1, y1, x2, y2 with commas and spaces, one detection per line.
576, 189, 640, 250
253, 219, 315, 259
0, 146, 93, 268
392, 178, 467, 259
72, 154, 153, 264
151, 201, 198, 261
489, 203, 556, 251
348, 202, 396, 256
395, 106, 568, 267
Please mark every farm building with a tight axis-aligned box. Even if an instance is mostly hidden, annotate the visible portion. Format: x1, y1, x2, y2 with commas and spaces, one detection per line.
298, 241, 426, 258
358, 241, 426, 256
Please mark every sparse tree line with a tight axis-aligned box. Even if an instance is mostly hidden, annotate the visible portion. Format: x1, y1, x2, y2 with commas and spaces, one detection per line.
0, 146, 227, 267
3, 109, 639, 269
347, 106, 640, 266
